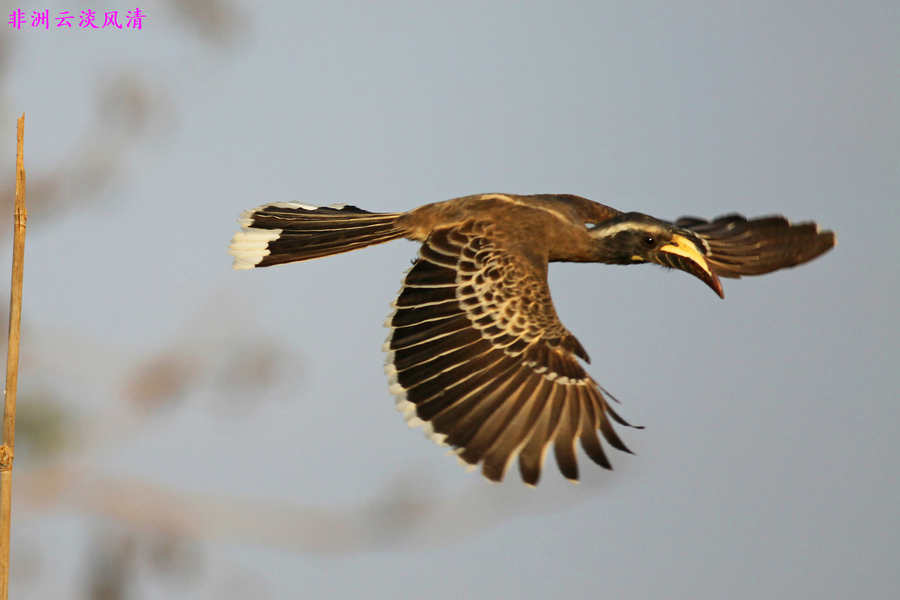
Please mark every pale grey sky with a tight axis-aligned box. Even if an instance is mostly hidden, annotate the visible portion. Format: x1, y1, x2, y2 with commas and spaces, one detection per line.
3, 2, 898, 598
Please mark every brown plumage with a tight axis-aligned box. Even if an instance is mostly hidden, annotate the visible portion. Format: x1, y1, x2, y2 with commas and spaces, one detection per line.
229, 193, 835, 485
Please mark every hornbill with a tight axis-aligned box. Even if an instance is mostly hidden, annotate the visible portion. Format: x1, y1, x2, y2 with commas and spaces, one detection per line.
228, 193, 834, 485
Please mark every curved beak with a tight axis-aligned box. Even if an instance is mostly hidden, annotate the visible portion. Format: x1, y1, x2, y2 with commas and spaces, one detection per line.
655, 234, 724, 298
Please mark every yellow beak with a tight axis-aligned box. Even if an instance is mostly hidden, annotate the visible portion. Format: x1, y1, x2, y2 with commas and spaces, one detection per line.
658, 234, 724, 298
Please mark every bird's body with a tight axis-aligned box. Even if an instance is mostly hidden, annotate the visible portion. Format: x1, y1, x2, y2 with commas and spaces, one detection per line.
399, 194, 620, 260
229, 193, 834, 485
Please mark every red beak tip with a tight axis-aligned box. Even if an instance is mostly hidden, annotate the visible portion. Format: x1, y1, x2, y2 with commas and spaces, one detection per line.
708, 273, 724, 299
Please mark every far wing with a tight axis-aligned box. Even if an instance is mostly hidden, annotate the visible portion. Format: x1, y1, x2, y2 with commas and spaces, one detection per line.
676, 214, 835, 278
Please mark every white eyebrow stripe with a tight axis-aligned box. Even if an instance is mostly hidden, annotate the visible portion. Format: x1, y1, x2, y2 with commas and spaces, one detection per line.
589, 221, 663, 240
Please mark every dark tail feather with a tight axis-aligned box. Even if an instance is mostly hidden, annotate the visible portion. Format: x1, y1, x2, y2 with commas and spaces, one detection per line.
675, 213, 835, 278
229, 202, 406, 269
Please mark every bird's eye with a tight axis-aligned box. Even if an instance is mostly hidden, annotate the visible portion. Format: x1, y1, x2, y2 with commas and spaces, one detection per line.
642, 236, 656, 248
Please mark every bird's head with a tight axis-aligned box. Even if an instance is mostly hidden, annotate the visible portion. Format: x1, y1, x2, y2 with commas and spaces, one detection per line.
588, 213, 724, 298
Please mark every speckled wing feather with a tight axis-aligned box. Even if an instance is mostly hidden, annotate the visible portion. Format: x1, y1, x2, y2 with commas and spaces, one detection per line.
676, 214, 835, 278
384, 222, 634, 485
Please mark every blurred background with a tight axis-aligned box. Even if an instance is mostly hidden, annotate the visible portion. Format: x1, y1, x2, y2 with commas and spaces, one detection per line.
0, 1, 897, 598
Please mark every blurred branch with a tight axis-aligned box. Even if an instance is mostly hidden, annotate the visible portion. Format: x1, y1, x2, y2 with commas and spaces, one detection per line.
164, 0, 246, 48
13, 461, 624, 556
0, 1, 243, 240
0, 71, 177, 239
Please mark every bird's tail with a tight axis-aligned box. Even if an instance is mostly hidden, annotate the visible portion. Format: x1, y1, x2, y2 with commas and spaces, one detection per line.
229, 202, 407, 269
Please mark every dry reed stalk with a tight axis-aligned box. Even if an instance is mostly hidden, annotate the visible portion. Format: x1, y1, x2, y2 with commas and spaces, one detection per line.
0, 115, 27, 600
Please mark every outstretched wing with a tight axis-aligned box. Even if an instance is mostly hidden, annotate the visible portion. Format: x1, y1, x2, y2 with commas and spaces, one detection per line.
676, 214, 835, 278
384, 222, 635, 485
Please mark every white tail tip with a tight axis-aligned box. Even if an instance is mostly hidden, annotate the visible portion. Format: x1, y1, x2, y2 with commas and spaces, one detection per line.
228, 228, 282, 270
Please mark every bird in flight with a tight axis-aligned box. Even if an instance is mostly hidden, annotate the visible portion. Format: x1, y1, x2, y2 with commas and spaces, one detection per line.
229, 193, 834, 485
